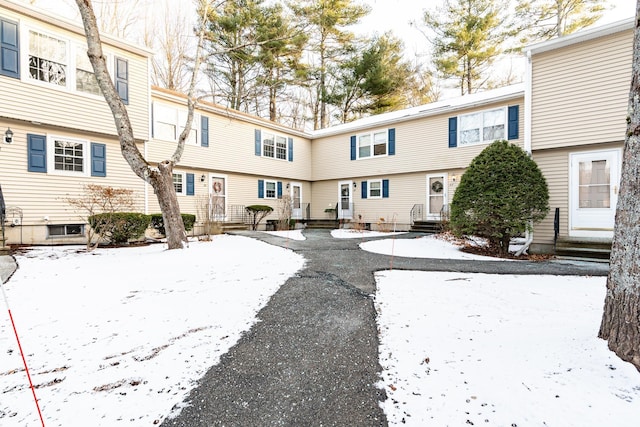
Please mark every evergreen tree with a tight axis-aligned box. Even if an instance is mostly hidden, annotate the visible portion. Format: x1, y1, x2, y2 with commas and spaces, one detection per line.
423, 0, 508, 95
514, 0, 608, 45
450, 140, 549, 257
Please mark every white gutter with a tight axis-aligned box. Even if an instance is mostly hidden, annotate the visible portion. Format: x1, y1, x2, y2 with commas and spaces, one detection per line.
516, 50, 534, 257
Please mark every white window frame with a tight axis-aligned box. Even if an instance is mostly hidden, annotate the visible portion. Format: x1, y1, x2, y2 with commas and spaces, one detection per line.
368, 179, 383, 199
27, 29, 68, 88
458, 107, 507, 146
75, 44, 102, 97
173, 171, 186, 195
357, 129, 388, 159
47, 135, 90, 176
261, 131, 289, 161
153, 103, 200, 145
264, 180, 277, 199
48, 224, 84, 238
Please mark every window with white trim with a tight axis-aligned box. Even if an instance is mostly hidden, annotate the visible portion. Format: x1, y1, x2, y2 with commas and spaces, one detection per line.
47, 136, 89, 175
29, 30, 67, 86
173, 172, 185, 194
153, 103, 199, 144
75, 46, 100, 95
265, 180, 277, 199
358, 130, 387, 159
368, 180, 382, 198
48, 224, 83, 237
459, 108, 506, 146
262, 132, 289, 160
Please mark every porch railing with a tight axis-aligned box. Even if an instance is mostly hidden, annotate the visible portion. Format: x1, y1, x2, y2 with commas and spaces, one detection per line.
410, 204, 424, 225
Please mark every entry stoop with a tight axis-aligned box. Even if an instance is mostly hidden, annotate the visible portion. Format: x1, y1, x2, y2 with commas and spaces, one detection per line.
410, 220, 443, 234
555, 237, 611, 262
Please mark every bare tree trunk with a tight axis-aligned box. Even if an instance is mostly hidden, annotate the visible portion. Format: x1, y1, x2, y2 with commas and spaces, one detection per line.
75, 0, 207, 249
598, 0, 640, 372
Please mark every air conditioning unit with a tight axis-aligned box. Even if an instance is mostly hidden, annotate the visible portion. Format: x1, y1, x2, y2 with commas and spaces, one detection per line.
11, 218, 21, 226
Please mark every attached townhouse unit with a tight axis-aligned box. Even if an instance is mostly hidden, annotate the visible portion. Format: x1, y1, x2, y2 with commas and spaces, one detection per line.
0, 0, 632, 257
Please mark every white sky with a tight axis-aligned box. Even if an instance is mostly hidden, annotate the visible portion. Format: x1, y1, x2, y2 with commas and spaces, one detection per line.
1, 230, 638, 425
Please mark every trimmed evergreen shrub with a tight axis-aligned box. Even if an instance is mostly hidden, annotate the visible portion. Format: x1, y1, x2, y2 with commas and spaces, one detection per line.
150, 213, 196, 236
245, 205, 273, 230
88, 212, 151, 245
450, 140, 549, 257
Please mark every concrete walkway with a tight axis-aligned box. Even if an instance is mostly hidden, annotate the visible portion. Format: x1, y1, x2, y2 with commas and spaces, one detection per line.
161, 229, 607, 427
0, 254, 16, 285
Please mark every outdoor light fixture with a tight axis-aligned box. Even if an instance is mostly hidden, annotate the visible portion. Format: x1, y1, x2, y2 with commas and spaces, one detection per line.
286, 183, 290, 189
200, 174, 206, 182
4, 128, 13, 144
353, 182, 357, 188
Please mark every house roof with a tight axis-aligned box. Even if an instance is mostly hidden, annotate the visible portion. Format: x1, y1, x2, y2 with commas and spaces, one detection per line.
525, 17, 634, 55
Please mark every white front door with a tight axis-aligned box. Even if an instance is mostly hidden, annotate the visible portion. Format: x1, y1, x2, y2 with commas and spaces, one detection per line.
426, 174, 448, 219
570, 150, 621, 237
290, 182, 302, 219
338, 181, 353, 219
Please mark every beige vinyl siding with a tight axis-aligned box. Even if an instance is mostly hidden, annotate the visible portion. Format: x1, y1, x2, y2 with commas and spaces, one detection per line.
311, 98, 524, 181
147, 98, 312, 181
0, 7, 150, 140
0, 123, 145, 245
531, 30, 631, 150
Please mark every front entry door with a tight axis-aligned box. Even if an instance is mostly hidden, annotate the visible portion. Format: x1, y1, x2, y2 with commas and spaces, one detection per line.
209, 175, 227, 221
338, 181, 353, 219
291, 182, 302, 219
426, 174, 448, 219
570, 150, 620, 237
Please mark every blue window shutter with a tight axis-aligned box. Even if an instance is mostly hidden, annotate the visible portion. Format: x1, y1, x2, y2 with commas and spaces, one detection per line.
255, 129, 261, 156
350, 135, 356, 160
0, 19, 20, 78
186, 173, 195, 196
448, 117, 457, 148
288, 137, 293, 162
361, 181, 367, 199
258, 180, 264, 198
382, 179, 389, 198
508, 105, 519, 140
115, 57, 129, 104
388, 128, 395, 155
277, 181, 283, 198
91, 142, 106, 177
27, 134, 47, 173
201, 116, 209, 147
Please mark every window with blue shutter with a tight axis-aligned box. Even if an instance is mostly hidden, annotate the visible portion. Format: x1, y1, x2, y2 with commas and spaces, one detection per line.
255, 129, 261, 156
388, 128, 395, 155
201, 116, 209, 147
28, 134, 47, 173
448, 117, 457, 148
382, 179, 389, 198
186, 173, 195, 195
288, 137, 293, 162
508, 105, 519, 140
91, 143, 106, 177
350, 135, 356, 160
361, 181, 367, 199
258, 179, 264, 198
277, 181, 283, 198
0, 19, 19, 79
115, 57, 129, 104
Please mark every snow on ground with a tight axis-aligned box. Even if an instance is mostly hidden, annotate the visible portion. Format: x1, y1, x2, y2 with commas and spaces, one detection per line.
331, 228, 407, 239
0, 235, 304, 426
1, 229, 639, 426
263, 229, 306, 240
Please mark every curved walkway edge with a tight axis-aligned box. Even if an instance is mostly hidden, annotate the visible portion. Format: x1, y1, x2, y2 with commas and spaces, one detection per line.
157, 229, 606, 426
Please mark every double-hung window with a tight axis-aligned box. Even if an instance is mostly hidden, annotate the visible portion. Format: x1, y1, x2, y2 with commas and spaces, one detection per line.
265, 180, 277, 199
29, 30, 67, 87
368, 180, 382, 198
173, 172, 185, 195
53, 139, 84, 172
459, 108, 506, 146
75, 46, 100, 95
153, 103, 199, 145
358, 130, 387, 159
275, 136, 287, 160
263, 132, 275, 158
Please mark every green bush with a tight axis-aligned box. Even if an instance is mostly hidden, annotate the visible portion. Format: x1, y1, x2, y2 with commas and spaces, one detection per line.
88, 212, 151, 245
150, 213, 196, 236
245, 205, 273, 230
450, 140, 549, 257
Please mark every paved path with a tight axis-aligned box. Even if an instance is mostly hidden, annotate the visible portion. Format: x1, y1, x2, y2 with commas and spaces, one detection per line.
155, 229, 607, 427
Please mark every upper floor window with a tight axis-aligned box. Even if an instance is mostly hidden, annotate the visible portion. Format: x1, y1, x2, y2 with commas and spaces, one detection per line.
459, 108, 506, 146
153, 103, 199, 145
76, 46, 100, 95
262, 132, 288, 160
29, 30, 67, 86
358, 130, 387, 159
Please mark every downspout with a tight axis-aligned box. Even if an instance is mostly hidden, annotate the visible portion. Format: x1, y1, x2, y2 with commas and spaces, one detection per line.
516, 49, 534, 256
